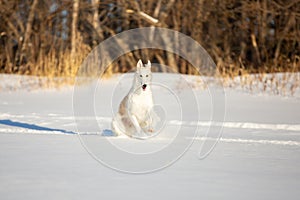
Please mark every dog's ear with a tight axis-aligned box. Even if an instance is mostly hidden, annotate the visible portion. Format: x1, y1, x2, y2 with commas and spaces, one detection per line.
147, 60, 151, 68
137, 59, 143, 69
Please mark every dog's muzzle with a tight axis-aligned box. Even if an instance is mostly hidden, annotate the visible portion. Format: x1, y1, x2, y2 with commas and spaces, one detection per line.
142, 84, 147, 90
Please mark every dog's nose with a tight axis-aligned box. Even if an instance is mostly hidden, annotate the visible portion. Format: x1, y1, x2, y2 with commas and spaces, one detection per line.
142, 84, 147, 90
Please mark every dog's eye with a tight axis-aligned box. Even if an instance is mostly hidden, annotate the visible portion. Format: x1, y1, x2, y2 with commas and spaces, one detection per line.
146, 75, 149, 77
140, 75, 142, 77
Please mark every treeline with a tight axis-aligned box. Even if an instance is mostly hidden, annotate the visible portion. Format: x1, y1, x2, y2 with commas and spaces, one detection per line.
0, 0, 299, 77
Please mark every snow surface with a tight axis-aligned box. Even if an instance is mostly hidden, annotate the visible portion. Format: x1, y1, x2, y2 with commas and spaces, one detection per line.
0, 73, 300, 199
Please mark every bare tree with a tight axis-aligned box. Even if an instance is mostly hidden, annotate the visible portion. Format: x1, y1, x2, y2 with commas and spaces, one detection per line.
71, 0, 79, 60
91, 0, 103, 43
19, 0, 38, 65
0, 0, 299, 77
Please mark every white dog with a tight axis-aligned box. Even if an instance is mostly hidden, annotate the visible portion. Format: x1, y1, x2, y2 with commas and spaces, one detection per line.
111, 59, 159, 138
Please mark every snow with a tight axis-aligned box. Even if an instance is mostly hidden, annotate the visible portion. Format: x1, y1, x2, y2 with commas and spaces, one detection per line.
0, 73, 300, 199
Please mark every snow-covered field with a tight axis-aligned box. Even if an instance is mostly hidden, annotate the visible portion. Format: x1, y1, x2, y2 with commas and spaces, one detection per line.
0, 73, 300, 199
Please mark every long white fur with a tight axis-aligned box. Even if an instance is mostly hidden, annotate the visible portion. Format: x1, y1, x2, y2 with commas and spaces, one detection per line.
111, 59, 158, 138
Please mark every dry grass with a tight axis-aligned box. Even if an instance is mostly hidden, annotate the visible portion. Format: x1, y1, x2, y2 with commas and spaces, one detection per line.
0, 0, 299, 93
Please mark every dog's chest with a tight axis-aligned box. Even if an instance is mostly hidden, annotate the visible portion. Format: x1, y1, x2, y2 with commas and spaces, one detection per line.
130, 92, 153, 116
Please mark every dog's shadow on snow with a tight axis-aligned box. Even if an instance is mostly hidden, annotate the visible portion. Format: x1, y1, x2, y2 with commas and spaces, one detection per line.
0, 119, 76, 135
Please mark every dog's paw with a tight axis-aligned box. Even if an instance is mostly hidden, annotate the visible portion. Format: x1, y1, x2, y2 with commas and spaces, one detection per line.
147, 128, 154, 133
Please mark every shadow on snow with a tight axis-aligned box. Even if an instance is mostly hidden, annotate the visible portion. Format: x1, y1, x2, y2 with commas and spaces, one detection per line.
0, 119, 76, 135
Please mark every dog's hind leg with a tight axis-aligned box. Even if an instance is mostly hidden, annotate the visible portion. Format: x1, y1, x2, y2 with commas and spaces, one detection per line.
111, 114, 124, 136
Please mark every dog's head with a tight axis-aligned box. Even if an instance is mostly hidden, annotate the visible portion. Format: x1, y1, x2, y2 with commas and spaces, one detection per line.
136, 59, 152, 91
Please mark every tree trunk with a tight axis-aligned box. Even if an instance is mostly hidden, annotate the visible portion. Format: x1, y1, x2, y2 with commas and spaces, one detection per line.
19, 0, 38, 64
71, 0, 79, 60
91, 0, 103, 43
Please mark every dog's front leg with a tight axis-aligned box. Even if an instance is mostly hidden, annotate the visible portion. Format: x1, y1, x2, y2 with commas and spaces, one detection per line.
129, 114, 142, 134
146, 108, 161, 134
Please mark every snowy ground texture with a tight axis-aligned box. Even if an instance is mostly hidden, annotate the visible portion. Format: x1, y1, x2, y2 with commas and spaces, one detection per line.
0, 73, 300, 200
